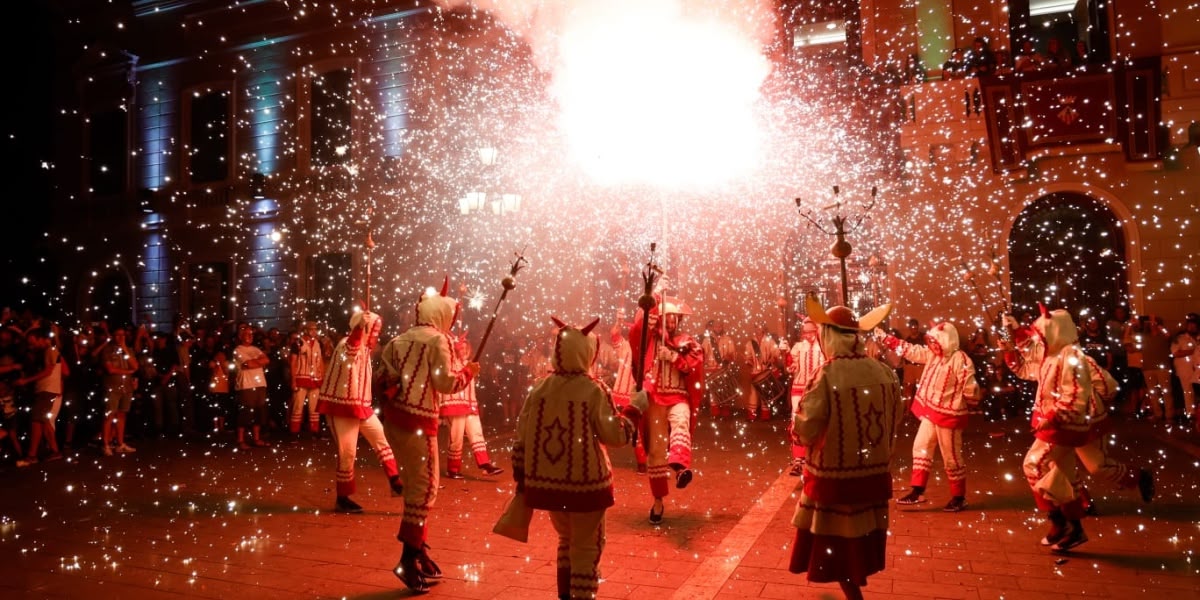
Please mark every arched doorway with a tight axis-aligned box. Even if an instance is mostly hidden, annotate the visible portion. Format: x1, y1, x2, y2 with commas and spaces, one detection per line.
1008, 192, 1128, 319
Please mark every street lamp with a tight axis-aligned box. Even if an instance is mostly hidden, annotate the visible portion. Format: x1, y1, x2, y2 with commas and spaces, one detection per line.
459, 191, 487, 215
460, 145, 521, 216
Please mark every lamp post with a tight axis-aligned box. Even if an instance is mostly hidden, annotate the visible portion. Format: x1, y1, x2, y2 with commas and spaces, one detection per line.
459, 145, 522, 216
795, 185, 877, 306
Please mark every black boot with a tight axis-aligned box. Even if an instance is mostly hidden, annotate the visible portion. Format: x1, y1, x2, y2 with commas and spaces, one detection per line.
670, 462, 693, 489
942, 496, 967, 512
1052, 520, 1088, 551
1040, 509, 1067, 546
896, 486, 926, 505
418, 542, 443, 579
394, 543, 430, 593
335, 495, 363, 514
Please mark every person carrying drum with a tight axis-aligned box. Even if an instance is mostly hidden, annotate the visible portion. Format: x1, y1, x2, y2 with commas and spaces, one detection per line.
746, 326, 784, 421
876, 321, 981, 512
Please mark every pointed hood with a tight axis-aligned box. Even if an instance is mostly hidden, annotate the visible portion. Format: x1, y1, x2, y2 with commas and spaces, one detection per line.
415, 282, 459, 334
1034, 308, 1079, 354
926, 322, 960, 354
346, 310, 383, 349
550, 317, 600, 375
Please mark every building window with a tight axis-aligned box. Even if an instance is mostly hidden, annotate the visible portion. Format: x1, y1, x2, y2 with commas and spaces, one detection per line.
89, 108, 128, 197
188, 262, 231, 328
793, 20, 847, 49
310, 253, 354, 332
311, 68, 354, 168
1014, 0, 1111, 66
187, 88, 232, 184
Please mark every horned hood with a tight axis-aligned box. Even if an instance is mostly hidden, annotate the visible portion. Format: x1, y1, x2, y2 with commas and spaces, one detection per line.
926, 322, 960, 354
551, 318, 600, 375
1034, 309, 1079, 354
415, 293, 458, 334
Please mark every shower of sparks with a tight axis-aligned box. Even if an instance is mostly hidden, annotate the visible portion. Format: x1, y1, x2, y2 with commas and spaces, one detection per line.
0, 0, 1197, 597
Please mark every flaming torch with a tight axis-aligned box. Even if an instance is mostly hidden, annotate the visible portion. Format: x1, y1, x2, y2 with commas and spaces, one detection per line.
633, 243, 661, 392
472, 248, 529, 362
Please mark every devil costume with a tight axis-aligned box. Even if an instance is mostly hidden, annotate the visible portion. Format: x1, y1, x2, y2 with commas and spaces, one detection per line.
508, 317, 640, 600
378, 283, 476, 592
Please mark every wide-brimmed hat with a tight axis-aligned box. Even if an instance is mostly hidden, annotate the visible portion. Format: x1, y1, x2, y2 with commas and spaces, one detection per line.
805, 294, 891, 332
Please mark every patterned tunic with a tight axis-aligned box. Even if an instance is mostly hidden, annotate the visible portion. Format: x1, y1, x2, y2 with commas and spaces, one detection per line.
291, 337, 325, 389
884, 322, 980, 429
316, 328, 374, 420
1008, 310, 1117, 446
439, 347, 479, 417
789, 323, 904, 585
609, 337, 634, 408
514, 324, 635, 512
379, 296, 472, 433
788, 338, 825, 392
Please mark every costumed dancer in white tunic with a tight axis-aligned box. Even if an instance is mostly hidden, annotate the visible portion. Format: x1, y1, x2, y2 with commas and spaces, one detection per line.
877, 321, 981, 512
502, 317, 644, 600
629, 295, 704, 525
1002, 306, 1111, 551
315, 310, 401, 514
378, 282, 478, 593
786, 317, 825, 476
440, 334, 504, 479
1003, 307, 1152, 528
289, 321, 326, 438
789, 296, 903, 600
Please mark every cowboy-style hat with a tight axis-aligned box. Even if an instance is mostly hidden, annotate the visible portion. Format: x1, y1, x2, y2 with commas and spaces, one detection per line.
805, 294, 892, 332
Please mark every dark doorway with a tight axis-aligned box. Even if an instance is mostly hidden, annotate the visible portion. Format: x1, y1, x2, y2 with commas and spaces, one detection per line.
1008, 192, 1127, 319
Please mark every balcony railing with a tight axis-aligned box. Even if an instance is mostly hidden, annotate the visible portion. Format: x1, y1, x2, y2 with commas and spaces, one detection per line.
900, 61, 1162, 173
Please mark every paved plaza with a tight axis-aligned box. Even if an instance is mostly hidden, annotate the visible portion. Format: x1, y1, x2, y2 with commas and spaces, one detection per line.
1, 414, 1198, 599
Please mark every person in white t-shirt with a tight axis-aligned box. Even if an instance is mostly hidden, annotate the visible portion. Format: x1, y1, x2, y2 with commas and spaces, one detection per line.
233, 326, 271, 449
1169, 314, 1199, 429
16, 327, 64, 466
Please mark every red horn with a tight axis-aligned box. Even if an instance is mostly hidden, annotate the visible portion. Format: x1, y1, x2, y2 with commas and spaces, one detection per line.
1038, 302, 1050, 319
581, 318, 600, 336
440, 276, 450, 297
550, 316, 567, 329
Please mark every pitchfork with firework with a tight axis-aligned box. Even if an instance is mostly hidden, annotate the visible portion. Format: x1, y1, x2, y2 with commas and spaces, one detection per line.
472, 247, 529, 362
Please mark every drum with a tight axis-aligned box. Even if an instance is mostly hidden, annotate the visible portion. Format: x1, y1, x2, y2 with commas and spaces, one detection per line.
752, 368, 789, 419
705, 364, 740, 416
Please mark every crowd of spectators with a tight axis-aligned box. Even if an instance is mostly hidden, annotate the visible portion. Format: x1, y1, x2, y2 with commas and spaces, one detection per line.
0, 306, 552, 468
3, 300, 1197, 469
930, 36, 1094, 81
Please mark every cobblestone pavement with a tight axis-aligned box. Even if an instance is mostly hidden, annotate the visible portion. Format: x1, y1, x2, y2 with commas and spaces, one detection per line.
1, 414, 1197, 599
